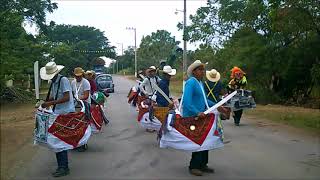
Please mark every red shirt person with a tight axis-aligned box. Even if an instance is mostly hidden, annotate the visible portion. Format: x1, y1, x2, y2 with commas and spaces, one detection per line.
85, 70, 98, 95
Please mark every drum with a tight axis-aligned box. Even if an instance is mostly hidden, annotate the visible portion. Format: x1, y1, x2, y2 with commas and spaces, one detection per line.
159, 109, 224, 152
90, 104, 105, 133
34, 102, 92, 152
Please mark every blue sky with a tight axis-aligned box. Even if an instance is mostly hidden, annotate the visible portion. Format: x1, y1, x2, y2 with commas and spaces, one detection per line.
42, 0, 207, 55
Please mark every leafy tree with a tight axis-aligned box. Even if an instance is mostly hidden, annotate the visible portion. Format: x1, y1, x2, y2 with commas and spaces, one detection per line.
116, 47, 135, 73
43, 24, 116, 74
185, 0, 320, 103
0, 0, 55, 91
137, 30, 180, 69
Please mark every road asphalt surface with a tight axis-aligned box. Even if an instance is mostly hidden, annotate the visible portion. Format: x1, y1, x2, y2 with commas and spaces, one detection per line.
16, 75, 320, 180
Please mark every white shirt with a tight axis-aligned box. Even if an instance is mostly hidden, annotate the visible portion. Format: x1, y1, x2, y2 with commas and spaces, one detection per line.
71, 78, 91, 104
50, 74, 75, 114
140, 76, 161, 96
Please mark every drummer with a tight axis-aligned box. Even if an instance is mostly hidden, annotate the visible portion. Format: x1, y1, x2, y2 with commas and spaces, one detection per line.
71, 67, 91, 151
40, 61, 75, 177
183, 60, 215, 176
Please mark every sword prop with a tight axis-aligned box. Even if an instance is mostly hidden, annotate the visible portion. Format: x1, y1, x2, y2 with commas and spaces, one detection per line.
204, 91, 237, 114
34, 61, 40, 102
139, 74, 173, 104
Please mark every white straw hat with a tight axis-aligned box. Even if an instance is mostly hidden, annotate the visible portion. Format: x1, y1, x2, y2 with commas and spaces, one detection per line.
40, 61, 64, 80
206, 69, 221, 82
187, 60, 205, 77
162, 65, 176, 76
146, 65, 157, 73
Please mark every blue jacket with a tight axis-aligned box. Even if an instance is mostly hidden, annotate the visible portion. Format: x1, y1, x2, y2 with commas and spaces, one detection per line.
156, 78, 170, 107
182, 77, 214, 117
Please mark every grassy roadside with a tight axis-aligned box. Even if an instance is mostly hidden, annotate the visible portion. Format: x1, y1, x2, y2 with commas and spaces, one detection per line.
124, 75, 320, 132
245, 104, 320, 133
168, 77, 320, 133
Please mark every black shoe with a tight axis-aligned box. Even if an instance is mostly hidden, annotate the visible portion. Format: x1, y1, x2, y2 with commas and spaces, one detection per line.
201, 166, 215, 173
52, 167, 70, 177
77, 144, 88, 152
189, 169, 203, 176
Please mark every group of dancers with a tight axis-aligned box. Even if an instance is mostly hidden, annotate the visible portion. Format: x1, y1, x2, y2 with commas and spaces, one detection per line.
34, 59, 250, 177
128, 60, 249, 176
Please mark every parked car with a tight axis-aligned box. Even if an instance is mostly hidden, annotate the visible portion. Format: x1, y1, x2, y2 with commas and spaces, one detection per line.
96, 74, 114, 93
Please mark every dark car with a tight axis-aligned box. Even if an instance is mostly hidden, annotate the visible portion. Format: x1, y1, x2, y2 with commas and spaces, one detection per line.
96, 74, 114, 93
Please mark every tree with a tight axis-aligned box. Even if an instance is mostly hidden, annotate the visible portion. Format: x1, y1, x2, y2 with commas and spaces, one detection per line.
0, 0, 57, 93
43, 24, 116, 74
185, 0, 320, 103
116, 47, 135, 73
137, 30, 180, 69
1, 0, 58, 32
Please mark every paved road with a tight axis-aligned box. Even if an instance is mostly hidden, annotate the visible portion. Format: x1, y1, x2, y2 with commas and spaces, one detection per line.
16, 75, 320, 179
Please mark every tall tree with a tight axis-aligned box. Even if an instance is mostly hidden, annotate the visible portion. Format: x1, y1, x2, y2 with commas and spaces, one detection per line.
43, 24, 116, 74
0, 0, 57, 91
137, 30, 180, 69
185, 0, 320, 102
116, 47, 135, 73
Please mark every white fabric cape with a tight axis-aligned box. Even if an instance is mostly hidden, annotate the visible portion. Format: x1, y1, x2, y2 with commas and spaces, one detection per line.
159, 109, 224, 152
139, 112, 162, 131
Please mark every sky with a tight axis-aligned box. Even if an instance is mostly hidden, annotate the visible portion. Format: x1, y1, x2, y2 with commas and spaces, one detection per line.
41, 0, 207, 55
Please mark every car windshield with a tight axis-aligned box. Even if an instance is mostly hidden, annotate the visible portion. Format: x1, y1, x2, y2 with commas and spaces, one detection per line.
96, 75, 112, 82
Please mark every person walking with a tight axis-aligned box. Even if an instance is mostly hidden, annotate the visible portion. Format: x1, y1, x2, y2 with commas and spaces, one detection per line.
40, 61, 75, 177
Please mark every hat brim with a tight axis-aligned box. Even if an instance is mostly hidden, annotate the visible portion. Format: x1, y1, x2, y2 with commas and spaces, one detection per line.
187, 63, 205, 77
40, 65, 64, 80
74, 73, 84, 77
206, 71, 220, 82
146, 68, 156, 73
164, 69, 176, 76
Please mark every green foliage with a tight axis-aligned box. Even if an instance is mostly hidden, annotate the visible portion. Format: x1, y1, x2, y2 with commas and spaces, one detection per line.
185, 0, 320, 103
116, 48, 135, 73
137, 30, 180, 69
0, 0, 116, 99
43, 24, 116, 75
1, 0, 58, 31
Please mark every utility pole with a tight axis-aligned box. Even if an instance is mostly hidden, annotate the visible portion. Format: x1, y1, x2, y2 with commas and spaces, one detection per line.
126, 27, 137, 77
183, 0, 187, 76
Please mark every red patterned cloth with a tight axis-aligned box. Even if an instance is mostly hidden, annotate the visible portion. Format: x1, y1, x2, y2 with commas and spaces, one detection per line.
128, 91, 138, 104
90, 105, 104, 130
137, 96, 148, 122
174, 114, 215, 145
48, 112, 89, 148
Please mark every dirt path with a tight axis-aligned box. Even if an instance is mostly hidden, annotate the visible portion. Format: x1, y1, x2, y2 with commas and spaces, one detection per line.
0, 103, 39, 180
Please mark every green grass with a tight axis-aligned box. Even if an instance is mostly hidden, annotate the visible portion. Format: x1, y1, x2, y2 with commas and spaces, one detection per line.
169, 77, 320, 133
246, 105, 320, 133
170, 80, 183, 97
169, 72, 183, 97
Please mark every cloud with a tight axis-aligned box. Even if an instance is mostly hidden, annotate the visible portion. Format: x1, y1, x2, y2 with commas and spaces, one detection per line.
99, 56, 116, 68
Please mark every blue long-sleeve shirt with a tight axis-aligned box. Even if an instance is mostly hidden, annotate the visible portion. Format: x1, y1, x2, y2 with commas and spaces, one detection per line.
156, 78, 170, 107
182, 77, 214, 117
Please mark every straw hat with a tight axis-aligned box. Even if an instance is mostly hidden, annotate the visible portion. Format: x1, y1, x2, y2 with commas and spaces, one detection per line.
73, 67, 85, 76
206, 69, 221, 82
40, 61, 64, 80
85, 70, 96, 78
187, 60, 205, 77
146, 66, 156, 73
162, 65, 176, 76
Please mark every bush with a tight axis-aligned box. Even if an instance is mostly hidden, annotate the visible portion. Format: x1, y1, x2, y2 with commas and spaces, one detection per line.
250, 85, 282, 104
